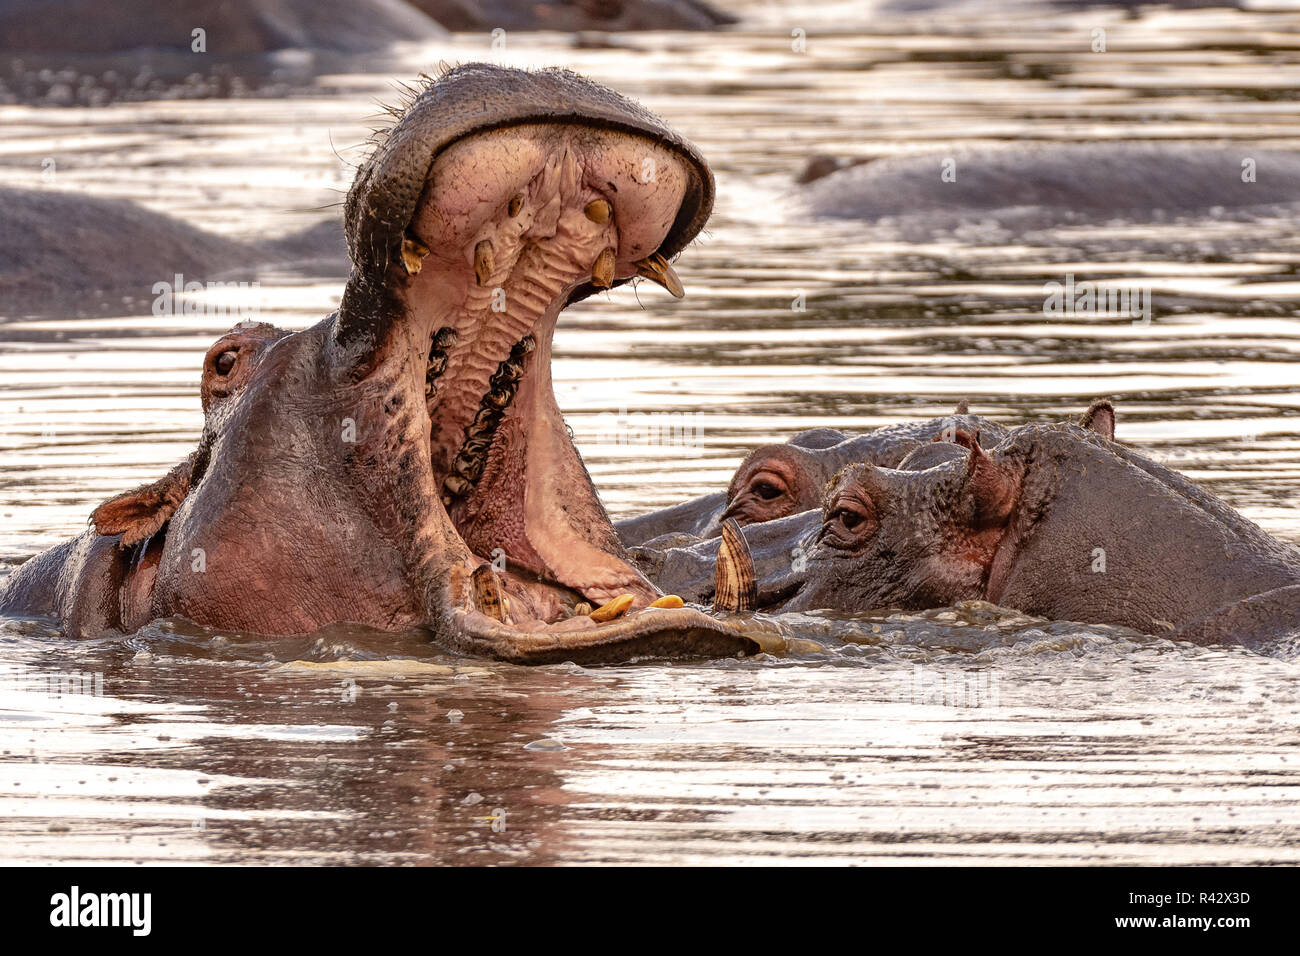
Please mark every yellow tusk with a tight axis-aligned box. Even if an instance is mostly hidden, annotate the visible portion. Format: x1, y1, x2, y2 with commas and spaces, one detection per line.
589, 594, 635, 622
474, 239, 494, 287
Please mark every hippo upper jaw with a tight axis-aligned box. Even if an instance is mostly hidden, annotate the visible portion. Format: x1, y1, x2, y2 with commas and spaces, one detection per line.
325, 66, 756, 661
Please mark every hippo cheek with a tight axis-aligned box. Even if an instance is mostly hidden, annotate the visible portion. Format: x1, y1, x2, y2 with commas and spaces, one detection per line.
343, 110, 758, 662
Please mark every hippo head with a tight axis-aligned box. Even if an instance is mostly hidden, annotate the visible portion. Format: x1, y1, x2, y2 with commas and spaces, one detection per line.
783, 403, 1116, 613
783, 434, 1017, 612
86, 64, 758, 663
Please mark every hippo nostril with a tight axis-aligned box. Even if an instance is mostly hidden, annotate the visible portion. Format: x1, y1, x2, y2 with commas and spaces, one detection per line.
214, 350, 238, 376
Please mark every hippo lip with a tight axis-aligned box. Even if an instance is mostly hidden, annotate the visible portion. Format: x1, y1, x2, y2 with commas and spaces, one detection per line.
337, 67, 756, 660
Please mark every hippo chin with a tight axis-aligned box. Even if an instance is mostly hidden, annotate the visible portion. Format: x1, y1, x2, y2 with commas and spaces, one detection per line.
784, 415, 1300, 652
0, 64, 760, 665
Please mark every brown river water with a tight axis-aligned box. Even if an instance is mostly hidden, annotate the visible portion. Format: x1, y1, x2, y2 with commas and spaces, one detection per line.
2, 1, 1300, 864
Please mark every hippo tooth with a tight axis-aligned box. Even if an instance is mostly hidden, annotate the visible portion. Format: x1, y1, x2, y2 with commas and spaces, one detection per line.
589, 594, 634, 622
584, 199, 611, 224
518, 334, 536, 355
443, 474, 472, 499
508, 194, 524, 217
491, 365, 516, 387
714, 518, 756, 613
400, 235, 430, 276
471, 564, 508, 623
484, 389, 511, 410
636, 253, 685, 298
573, 602, 593, 617
454, 456, 483, 482
648, 595, 685, 609
592, 247, 616, 289
474, 240, 494, 287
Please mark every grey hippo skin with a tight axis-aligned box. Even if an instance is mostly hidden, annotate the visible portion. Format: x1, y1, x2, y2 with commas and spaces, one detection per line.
616, 401, 1008, 547
0, 64, 762, 665
800, 144, 1300, 230
627, 402, 1114, 605
0, 0, 447, 54
0, 187, 347, 315
408, 0, 737, 31
785, 411, 1300, 652
0, 0, 735, 55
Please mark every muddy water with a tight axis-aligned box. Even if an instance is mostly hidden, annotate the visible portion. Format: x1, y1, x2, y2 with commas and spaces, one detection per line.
3, 2, 1300, 864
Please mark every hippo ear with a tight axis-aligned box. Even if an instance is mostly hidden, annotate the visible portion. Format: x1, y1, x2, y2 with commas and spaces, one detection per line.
965, 443, 1017, 527
1079, 400, 1116, 441
952, 398, 970, 415
936, 428, 980, 450
91, 456, 194, 547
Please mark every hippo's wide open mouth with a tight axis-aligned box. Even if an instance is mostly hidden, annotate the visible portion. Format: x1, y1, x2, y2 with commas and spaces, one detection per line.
415, 125, 677, 611
343, 86, 757, 662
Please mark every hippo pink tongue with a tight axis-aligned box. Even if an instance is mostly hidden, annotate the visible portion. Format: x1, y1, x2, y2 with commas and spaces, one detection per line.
394, 123, 691, 616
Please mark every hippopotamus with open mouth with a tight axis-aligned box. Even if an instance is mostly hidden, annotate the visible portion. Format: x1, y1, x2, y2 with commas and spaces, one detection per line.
0, 64, 762, 664
781, 411, 1300, 652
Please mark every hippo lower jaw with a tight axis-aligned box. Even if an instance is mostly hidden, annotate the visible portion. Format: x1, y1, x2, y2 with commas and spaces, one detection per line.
351, 117, 755, 660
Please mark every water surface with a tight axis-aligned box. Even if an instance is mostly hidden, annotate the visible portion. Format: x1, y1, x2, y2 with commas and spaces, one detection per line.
2, 2, 1300, 864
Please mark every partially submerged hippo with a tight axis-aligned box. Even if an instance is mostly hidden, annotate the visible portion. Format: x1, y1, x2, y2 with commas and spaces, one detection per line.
409, 0, 736, 31
616, 401, 1007, 547
0, 0, 446, 54
783, 415, 1300, 651
0, 64, 762, 664
0, 186, 346, 315
629, 402, 1116, 605
799, 145, 1300, 236
0, 0, 734, 57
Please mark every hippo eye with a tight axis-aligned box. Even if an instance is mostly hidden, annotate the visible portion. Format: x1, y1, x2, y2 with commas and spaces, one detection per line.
752, 479, 783, 501
823, 500, 876, 548
833, 507, 864, 530
214, 350, 238, 376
